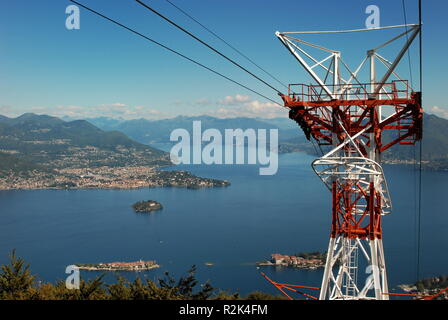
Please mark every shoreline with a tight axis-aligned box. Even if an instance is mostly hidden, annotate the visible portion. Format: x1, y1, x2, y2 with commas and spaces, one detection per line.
76, 261, 160, 272
0, 184, 229, 191
0, 166, 230, 191
77, 265, 160, 271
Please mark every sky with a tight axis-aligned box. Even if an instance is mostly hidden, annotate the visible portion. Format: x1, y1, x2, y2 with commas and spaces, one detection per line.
0, 0, 447, 120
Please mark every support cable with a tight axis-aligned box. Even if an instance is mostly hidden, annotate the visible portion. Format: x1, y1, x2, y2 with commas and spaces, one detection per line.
164, 0, 289, 90
69, 0, 282, 106
403, 0, 419, 283
402, 0, 414, 89
135, 0, 284, 95
413, 141, 419, 280
416, 0, 423, 282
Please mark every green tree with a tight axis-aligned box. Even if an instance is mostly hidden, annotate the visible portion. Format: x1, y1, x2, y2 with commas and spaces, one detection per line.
0, 250, 36, 299
245, 291, 286, 300
159, 265, 214, 300
107, 276, 132, 300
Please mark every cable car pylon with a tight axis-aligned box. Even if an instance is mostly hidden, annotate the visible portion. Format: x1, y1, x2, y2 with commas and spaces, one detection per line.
271, 24, 424, 300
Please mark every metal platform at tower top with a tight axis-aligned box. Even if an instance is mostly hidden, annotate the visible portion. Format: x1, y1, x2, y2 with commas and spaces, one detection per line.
286, 80, 412, 103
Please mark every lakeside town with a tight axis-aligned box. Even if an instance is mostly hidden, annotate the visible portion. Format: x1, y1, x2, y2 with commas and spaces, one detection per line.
0, 166, 230, 190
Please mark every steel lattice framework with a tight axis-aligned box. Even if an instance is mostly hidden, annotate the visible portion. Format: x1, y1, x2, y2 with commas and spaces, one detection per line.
276, 24, 423, 300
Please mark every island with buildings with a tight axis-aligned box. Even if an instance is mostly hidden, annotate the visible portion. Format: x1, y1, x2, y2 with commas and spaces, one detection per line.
257, 252, 326, 270
399, 275, 448, 300
76, 260, 160, 271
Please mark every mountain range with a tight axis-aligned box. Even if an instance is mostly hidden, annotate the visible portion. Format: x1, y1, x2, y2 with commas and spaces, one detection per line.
84, 115, 300, 146
82, 115, 313, 155
384, 113, 448, 163
84, 113, 448, 169
0, 113, 169, 173
1, 112, 447, 175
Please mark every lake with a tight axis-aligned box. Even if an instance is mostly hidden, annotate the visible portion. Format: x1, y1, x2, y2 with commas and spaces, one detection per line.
0, 151, 447, 297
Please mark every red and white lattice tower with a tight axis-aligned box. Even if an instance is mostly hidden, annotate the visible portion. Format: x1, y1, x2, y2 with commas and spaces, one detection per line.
276, 24, 423, 300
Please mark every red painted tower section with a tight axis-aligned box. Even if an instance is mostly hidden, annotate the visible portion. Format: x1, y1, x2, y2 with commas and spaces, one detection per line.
274, 25, 423, 299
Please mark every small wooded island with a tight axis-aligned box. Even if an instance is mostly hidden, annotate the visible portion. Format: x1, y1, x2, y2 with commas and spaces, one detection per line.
132, 200, 163, 213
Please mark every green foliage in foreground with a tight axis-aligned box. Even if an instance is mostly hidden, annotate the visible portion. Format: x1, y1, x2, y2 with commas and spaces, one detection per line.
0, 251, 285, 300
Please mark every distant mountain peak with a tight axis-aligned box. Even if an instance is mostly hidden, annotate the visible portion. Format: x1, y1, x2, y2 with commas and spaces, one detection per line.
10, 113, 65, 126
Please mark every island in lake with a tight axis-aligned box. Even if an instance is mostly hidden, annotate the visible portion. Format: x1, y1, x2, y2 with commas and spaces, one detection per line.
399, 275, 448, 300
132, 200, 163, 213
76, 260, 160, 271
257, 252, 326, 270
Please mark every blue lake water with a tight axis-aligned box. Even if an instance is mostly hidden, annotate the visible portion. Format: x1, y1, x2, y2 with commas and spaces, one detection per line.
0, 151, 447, 297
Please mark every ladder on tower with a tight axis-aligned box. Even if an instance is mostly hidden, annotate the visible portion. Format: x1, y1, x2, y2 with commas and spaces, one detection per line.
345, 242, 359, 298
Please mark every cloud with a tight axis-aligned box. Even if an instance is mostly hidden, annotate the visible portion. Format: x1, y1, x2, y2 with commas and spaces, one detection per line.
205, 94, 287, 119
171, 100, 183, 106
429, 106, 448, 119
217, 94, 251, 106
166, 94, 286, 119
25, 103, 165, 120
195, 98, 211, 106
0, 105, 15, 116
0, 94, 287, 121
